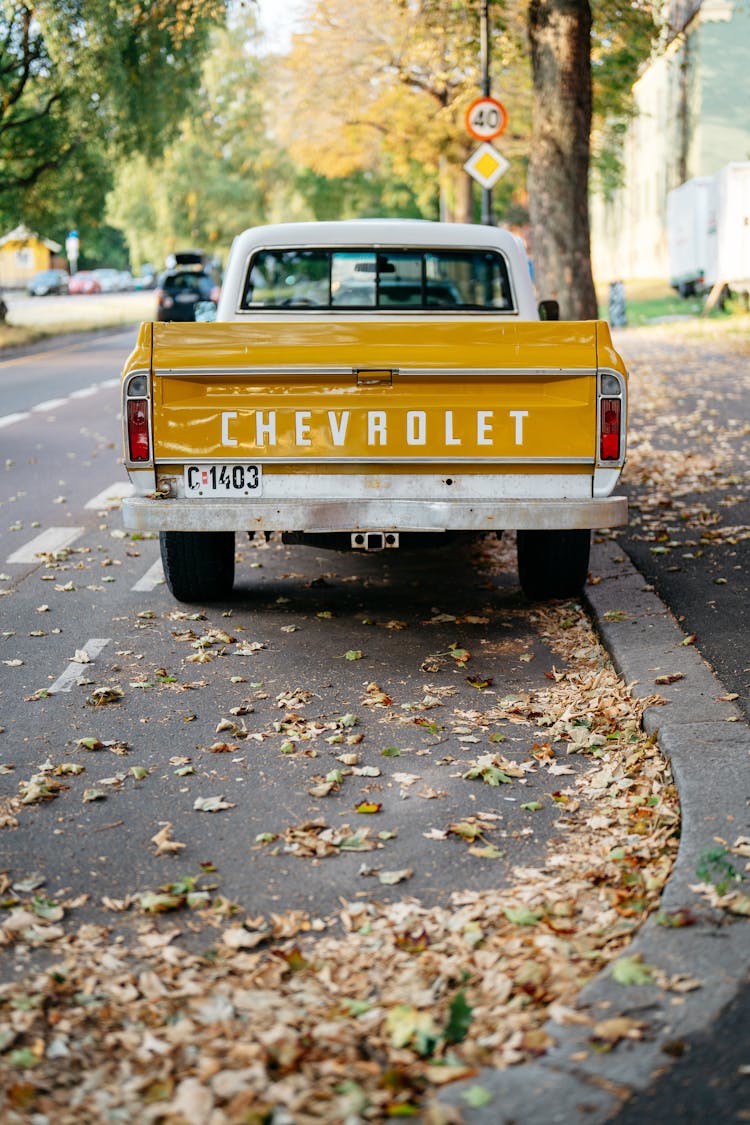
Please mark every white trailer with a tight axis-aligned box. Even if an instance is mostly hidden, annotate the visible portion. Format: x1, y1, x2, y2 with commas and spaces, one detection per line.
705, 162, 750, 295
666, 176, 712, 296
667, 163, 750, 298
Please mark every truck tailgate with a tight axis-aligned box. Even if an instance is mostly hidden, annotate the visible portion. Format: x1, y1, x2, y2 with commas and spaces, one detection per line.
147, 320, 609, 464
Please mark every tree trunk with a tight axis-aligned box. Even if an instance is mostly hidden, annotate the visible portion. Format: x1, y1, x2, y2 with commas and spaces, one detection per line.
456, 169, 474, 224
527, 0, 598, 319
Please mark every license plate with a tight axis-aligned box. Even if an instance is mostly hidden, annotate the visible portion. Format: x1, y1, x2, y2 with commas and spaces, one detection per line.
184, 464, 262, 497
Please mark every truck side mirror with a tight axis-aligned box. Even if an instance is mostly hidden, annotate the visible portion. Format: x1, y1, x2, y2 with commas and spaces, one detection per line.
538, 299, 560, 321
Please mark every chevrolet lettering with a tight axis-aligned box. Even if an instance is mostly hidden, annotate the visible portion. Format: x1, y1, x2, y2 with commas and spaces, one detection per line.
120, 220, 628, 602
216, 409, 531, 453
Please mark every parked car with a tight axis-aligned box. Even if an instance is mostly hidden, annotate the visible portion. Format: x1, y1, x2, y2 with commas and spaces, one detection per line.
68, 271, 101, 295
155, 269, 221, 322
133, 264, 157, 290
117, 270, 134, 291
91, 268, 121, 293
27, 269, 69, 297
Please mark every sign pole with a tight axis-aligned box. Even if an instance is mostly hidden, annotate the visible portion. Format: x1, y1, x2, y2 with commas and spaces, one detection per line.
65, 230, 79, 277
480, 0, 492, 225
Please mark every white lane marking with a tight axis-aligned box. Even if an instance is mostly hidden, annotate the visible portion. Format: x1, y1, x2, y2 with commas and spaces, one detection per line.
132, 558, 164, 592
84, 481, 135, 510
0, 412, 31, 429
48, 638, 110, 694
32, 398, 68, 412
0, 376, 121, 428
6, 526, 84, 564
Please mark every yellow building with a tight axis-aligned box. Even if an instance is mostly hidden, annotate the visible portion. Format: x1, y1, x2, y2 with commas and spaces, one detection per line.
0, 225, 63, 289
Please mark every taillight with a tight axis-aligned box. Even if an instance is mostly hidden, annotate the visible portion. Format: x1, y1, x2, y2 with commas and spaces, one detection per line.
600, 398, 621, 460
127, 398, 150, 462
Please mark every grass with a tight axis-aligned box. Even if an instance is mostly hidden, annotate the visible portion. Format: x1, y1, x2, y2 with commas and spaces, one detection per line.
0, 293, 154, 352
596, 276, 750, 340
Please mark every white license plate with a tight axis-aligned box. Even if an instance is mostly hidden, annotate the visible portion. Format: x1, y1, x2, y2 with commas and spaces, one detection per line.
184, 464, 262, 497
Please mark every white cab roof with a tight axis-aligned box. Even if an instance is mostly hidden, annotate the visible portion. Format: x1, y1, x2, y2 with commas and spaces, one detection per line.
218, 220, 538, 320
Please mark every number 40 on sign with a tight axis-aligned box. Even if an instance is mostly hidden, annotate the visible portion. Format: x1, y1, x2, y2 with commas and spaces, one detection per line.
465, 96, 507, 142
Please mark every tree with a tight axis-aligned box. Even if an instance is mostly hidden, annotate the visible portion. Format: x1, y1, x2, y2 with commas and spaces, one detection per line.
527, 0, 598, 318
108, 8, 288, 268
276, 0, 530, 223
273, 0, 654, 311
0, 0, 227, 235
590, 0, 657, 200
0, 4, 74, 202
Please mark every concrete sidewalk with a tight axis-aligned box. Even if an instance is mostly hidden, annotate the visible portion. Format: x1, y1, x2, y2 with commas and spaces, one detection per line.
440, 538, 749, 1122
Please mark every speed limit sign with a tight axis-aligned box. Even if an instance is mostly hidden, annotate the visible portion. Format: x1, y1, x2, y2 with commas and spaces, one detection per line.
465, 96, 507, 142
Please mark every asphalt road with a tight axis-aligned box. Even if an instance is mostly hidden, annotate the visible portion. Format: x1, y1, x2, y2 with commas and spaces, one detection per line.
0, 327, 605, 937
0, 322, 747, 1119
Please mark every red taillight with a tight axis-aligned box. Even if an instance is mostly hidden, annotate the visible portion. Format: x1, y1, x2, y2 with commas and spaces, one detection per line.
127, 399, 150, 462
600, 398, 621, 460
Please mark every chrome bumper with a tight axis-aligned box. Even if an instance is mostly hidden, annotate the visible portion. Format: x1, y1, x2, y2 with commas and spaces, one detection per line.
122, 495, 627, 533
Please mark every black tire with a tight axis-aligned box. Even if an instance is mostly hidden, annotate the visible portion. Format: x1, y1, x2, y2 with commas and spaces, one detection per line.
159, 531, 235, 603
516, 529, 591, 601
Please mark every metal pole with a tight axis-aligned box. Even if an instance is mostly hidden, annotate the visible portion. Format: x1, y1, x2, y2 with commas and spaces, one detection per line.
480, 0, 492, 225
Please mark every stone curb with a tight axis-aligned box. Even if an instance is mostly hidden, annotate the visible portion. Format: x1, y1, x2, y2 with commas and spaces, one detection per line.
0, 322, 138, 362
439, 538, 750, 1123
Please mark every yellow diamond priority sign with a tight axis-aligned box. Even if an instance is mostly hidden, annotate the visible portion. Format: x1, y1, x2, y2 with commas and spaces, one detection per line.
464, 142, 509, 189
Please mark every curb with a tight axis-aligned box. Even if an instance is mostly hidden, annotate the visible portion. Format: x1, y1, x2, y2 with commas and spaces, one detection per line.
439, 538, 750, 1122
0, 322, 140, 363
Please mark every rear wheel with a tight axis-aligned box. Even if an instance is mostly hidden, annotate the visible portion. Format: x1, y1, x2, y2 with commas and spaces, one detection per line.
516, 529, 591, 600
159, 531, 235, 603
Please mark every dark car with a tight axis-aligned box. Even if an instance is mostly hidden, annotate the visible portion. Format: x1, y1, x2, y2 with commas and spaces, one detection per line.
155, 269, 221, 322
27, 269, 69, 296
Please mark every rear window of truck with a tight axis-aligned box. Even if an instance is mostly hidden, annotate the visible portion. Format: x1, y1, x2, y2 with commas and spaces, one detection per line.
239, 248, 514, 311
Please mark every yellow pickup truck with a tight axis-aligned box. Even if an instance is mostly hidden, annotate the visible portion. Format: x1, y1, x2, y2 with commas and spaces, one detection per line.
121, 221, 627, 602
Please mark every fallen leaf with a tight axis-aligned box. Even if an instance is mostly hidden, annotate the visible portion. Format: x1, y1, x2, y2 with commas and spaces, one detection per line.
85, 686, 124, 706
377, 868, 413, 885
611, 954, 655, 986
591, 1016, 646, 1045
151, 823, 187, 855
355, 801, 382, 814
504, 905, 542, 925
193, 796, 236, 813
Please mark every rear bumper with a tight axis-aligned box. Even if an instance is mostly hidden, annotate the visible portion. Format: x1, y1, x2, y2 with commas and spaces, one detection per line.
122, 495, 627, 533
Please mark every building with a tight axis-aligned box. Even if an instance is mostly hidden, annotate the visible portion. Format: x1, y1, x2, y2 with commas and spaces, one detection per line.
0, 225, 64, 289
591, 0, 750, 283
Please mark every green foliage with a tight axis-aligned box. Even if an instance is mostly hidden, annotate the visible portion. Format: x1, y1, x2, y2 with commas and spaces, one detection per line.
35, 0, 228, 160
108, 9, 284, 267
0, 0, 662, 271
590, 0, 660, 196
0, 0, 227, 237
295, 169, 427, 222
